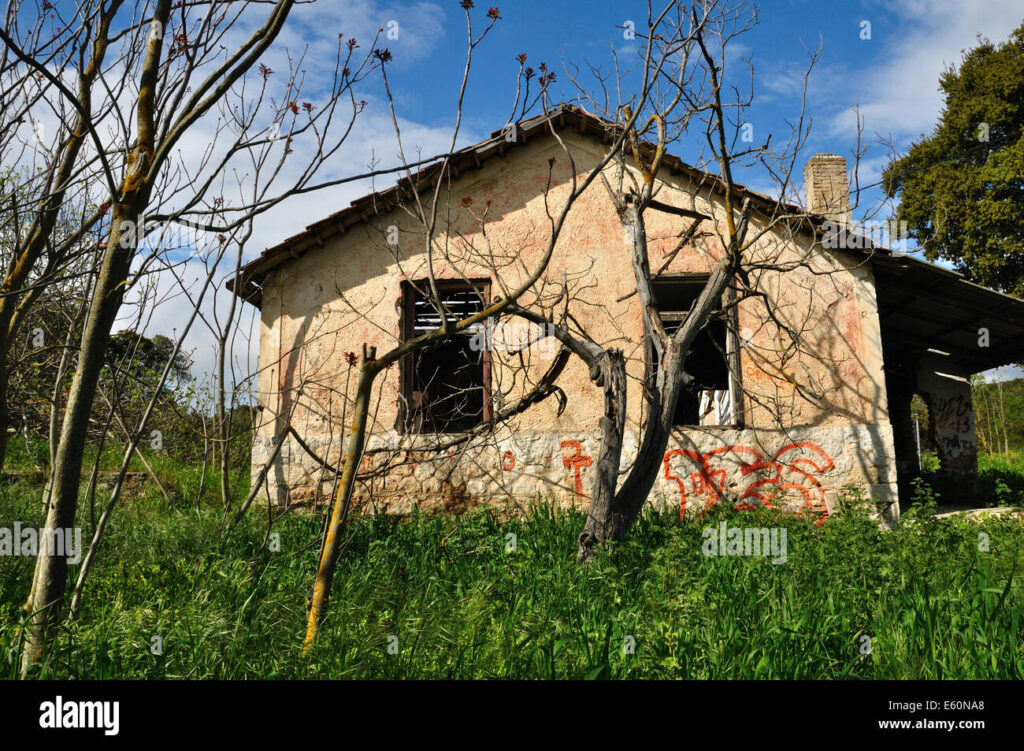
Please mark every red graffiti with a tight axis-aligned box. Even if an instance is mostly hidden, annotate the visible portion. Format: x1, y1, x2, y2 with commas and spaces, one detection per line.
561, 440, 592, 500
663, 441, 834, 523
501, 450, 516, 471
663, 446, 763, 513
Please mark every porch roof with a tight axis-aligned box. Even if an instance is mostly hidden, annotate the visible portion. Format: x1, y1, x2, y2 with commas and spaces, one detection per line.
872, 252, 1024, 374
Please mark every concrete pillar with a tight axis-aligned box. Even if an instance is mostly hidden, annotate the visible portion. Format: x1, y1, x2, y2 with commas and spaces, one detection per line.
916, 354, 977, 490
884, 358, 920, 508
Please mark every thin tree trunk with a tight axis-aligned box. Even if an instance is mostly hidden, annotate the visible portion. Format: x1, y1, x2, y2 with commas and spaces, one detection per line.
0, 362, 10, 476
218, 243, 243, 512
997, 379, 1010, 459
975, 386, 992, 462
20, 214, 135, 675
217, 376, 231, 511
576, 349, 628, 559
43, 285, 92, 510
304, 349, 377, 651
196, 413, 209, 512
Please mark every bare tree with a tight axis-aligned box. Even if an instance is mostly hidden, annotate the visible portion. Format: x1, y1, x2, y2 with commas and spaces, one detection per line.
499, 0, 867, 557
298, 2, 677, 649
6, 0, 396, 675
295, 0, 856, 642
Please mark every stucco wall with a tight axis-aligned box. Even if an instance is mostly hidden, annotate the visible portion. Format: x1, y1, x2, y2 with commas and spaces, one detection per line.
250, 131, 898, 518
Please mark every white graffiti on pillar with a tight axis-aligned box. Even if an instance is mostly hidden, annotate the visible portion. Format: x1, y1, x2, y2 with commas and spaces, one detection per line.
930, 393, 974, 459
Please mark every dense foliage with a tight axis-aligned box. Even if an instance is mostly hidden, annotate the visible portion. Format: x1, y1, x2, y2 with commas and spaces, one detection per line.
974, 376, 1024, 459
883, 23, 1024, 294
1, 461, 1022, 680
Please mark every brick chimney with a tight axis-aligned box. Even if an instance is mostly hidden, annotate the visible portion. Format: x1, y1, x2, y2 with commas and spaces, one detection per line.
804, 154, 850, 225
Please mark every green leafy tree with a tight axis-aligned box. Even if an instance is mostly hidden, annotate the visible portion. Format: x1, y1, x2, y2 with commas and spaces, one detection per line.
105, 331, 192, 387
883, 23, 1024, 294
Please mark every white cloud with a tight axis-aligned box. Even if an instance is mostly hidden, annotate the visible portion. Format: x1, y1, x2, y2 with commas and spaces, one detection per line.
828, 0, 1023, 143
245, 106, 481, 257
285, 0, 447, 68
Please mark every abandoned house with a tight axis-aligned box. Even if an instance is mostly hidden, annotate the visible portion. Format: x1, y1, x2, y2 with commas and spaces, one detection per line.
230, 105, 1024, 521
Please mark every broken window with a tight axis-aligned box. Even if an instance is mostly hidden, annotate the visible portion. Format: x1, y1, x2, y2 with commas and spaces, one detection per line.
400, 279, 490, 433
652, 276, 738, 427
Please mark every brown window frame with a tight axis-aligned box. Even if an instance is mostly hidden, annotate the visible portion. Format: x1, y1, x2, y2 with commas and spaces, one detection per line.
398, 278, 492, 434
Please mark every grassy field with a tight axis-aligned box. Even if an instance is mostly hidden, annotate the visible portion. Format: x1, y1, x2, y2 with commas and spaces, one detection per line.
1, 450, 1023, 679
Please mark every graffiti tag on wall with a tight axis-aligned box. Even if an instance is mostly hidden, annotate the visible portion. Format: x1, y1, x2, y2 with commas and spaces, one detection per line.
560, 440, 593, 501
663, 441, 835, 520
549, 439, 836, 519
930, 393, 975, 460
341, 435, 836, 521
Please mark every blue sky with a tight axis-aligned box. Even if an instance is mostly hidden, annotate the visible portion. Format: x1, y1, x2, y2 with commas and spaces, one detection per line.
94, 0, 1022, 382
299, 0, 1021, 228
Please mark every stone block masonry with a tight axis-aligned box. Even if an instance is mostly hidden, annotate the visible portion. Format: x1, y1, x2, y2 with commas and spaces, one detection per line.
252, 423, 899, 522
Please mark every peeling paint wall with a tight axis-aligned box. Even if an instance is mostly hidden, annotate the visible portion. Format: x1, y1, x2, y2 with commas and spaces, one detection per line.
252, 131, 898, 517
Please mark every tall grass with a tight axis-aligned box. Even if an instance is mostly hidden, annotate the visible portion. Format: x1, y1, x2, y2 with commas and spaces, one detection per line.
1, 468, 1022, 679
977, 451, 1024, 506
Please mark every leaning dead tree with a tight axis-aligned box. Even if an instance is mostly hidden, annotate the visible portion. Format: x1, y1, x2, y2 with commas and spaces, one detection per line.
7, 0, 406, 675
292, 0, 861, 642
297, 2, 683, 649
502, 0, 864, 557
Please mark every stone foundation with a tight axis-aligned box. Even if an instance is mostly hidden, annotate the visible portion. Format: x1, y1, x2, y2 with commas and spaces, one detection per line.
252, 423, 899, 522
